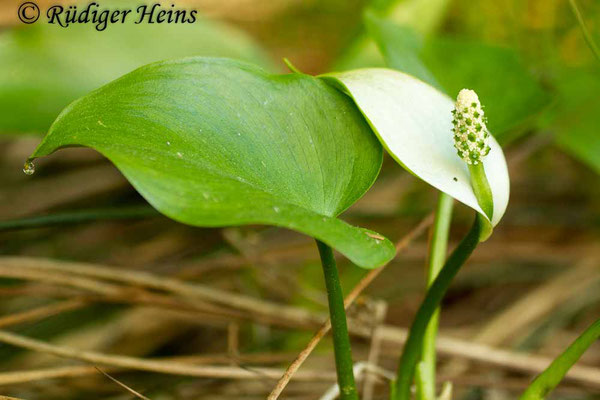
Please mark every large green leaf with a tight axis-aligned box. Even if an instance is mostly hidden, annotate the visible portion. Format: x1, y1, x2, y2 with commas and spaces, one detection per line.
0, 19, 274, 135
29, 58, 395, 269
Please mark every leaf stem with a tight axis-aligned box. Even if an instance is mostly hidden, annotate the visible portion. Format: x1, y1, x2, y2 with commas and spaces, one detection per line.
417, 193, 454, 400
520, 317, 600, 400
393, 215, 482, 400
316, 240, 358, 400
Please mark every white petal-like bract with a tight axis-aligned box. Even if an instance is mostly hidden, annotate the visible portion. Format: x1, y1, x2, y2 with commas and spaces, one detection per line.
322, 68, 509, 226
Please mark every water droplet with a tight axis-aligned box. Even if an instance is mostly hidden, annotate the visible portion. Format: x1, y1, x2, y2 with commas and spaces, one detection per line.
23, 160, 35, 176
166, 141, 171, 146
273, 206, 280, 213
237, 132, 241, 136
177, 152, 183, 159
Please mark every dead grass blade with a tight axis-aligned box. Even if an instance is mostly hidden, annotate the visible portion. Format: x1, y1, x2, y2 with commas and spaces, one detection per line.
0, 329, 336, 383
95, 367, 152, 400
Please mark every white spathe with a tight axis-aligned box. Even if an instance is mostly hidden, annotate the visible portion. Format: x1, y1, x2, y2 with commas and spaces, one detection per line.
323, 68, 509, 226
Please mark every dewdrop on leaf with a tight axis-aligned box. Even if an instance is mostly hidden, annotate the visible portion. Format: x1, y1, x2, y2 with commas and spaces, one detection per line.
452, 89, 491, 165
23, 160, 35, 176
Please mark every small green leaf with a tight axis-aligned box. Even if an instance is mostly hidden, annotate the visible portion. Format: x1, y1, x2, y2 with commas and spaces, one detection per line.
381, 0, 451, 38
321, 69, 509, 226
0, 20, 274, 135
363, 11, 440, 89
29, 58, 395, 269
520, 318, 600, 400
334, 0, 451, 71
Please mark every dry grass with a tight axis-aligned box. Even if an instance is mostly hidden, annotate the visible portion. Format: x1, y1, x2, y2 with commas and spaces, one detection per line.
1, 1, 599, 398
0, 133, 599, 399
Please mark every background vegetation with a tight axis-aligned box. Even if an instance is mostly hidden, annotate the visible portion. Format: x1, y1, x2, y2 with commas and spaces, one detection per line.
0, 0, 599, 398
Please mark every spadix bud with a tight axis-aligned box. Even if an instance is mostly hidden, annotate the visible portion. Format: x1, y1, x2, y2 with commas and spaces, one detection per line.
452, 89, 490, 165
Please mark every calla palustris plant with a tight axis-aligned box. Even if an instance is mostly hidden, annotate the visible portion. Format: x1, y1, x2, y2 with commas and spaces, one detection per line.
21, 34, 597, 400
27, 57, 396, 399
321, 69, 509, 399
28, 56, 512, 399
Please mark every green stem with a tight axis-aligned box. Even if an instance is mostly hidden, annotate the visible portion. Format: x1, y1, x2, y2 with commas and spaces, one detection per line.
0, 206, 159, 232
393, 215, 483, 400
520, 317, 600, 400
468, 163, 494, 242
468, 163, 493, 221
417, 193, 454, 400
316, 240, 358, 400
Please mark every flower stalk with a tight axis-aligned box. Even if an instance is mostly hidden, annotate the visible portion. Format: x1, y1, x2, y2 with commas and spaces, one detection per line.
417, 192, 454, 400
393, 215, 482, 400
393, 89, 496, 399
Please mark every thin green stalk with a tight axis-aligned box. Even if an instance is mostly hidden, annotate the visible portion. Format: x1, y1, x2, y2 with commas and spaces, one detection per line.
0, 206, 159, 232
568, 0, 600, 62
316, 240, 358, 400
468, 163, 493, 221
393, 215, 483, 400
417, 192, 454, 400
468, 163, 493, 242
520, 317, 600, 400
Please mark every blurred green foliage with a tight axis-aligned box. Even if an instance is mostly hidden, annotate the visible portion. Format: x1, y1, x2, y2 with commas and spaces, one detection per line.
552, 68, 600, 174
0, 19, 274, 135
0, 0, 597, 173
421, 37, 550, 141
358, 12, 549, 143
445, 0, 600, 173
339, 0, 598, 171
